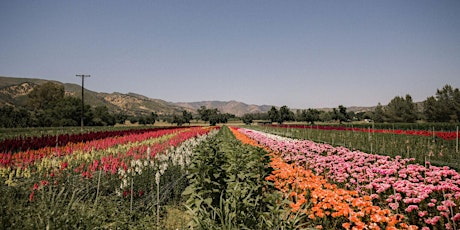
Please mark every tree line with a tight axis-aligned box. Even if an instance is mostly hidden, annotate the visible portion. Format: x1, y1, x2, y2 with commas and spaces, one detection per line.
241, 84, 460, 125
0, 83, 459, 128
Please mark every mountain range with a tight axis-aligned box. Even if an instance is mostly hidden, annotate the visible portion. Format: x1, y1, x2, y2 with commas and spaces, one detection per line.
0, 76, 287, 116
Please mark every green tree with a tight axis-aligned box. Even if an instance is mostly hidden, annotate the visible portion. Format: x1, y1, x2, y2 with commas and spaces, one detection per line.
92, 105, 115, 126
372, 103, 385, 123
28, 82, 65, 111
172, 114, 185, 126
113, 112, 128, 125
0, 106, 31, 128
385, 95, 418, 123
197, 106, 223, 125
242, 114, 253, 125
171, 110, 193, 126
197, 106, 211, 122
424, 85, 460, 122
139, 112, 158, 125
182, 110, 193, 125
51, 96, 81, 126
302, 108, 320, 124
278, 105, 294, 124
332, 105, 350, 123
267, 106, 279, 123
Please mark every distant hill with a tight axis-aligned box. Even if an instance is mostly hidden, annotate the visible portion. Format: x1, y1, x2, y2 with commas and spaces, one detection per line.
0, 76, 185, 116
174, 100, 274, 117
0, 76, 279, 116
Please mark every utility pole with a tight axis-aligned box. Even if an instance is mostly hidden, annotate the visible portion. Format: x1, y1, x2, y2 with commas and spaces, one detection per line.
76, 74, 91, 131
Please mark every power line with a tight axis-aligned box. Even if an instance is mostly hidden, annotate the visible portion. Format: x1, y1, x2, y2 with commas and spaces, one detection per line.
76, 74, 91, 130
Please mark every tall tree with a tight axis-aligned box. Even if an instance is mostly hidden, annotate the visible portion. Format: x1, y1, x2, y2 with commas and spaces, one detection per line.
28, 82, 65, 111
332, 105, 350, 123
278, 105, 294, 124
242, 114, 253, 125
384, 94, 418, 122
182, 110, 193, 125
372, 103, 385, 123
303, 108, 320, 124
92, 105, 115, 126
424, 85, 460, 122
267, 106, 279, 123
0, 106, 31, 128
198, 106, 211, 122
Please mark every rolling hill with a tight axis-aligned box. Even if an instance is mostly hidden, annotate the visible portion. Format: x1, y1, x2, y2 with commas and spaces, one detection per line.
0, 76, 276, 116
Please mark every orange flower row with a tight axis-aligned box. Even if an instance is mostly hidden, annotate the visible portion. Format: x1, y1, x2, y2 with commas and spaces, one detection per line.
230, 127, 417, 230
267, 156, 417, 229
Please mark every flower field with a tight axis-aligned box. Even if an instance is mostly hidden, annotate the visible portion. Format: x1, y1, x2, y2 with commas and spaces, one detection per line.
0, 126, 219, 229
1, 125, 459, 229
256, 124, 460, 170
235, 127, 460, 229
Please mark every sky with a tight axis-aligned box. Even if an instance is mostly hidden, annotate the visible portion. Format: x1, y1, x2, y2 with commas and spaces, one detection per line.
1, 0, 459, 109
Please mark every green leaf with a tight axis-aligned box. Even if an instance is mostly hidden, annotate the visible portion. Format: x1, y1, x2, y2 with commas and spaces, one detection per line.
204, 198, 212, 206
182, 185, 195, 196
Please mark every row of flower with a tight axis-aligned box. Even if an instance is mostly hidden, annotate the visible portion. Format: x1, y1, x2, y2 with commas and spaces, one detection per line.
0, 126, 181, 153
236, 127, 460, 229
1, 126, 219, 228
1, 127, 215, 186
268, 124, 458, 141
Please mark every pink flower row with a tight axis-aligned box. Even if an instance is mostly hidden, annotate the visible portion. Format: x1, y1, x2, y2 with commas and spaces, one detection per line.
238, 128, 460, 229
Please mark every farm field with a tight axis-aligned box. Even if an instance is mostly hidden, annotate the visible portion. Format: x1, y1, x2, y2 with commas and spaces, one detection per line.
1, 125, 459, 229
253, 124, 460, 170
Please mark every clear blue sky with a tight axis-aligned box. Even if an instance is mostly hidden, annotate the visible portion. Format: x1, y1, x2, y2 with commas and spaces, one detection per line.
1, 0, 459, 108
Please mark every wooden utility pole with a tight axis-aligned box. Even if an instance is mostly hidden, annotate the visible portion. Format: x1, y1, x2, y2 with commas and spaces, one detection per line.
76, 74, 90, 130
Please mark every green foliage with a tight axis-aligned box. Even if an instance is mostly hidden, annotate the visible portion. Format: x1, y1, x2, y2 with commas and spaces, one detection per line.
383, 94, 418, 123
0, 129, 217, 229
424, 84, 460, 122
138, 112, 158, 125
171, 114, 185, 126
268, 105, 294, 124
299, 108, 320, 124
331, 105, 350, 123
92, 105, 116, 126
0, 106, 31, 128
197, 106, 230, 126
183, 126, 273, 229
241, 113, 253, 125
372, 103, 385, 122
268, 106, 279, 124
279, 105, 295, 124
28, 82, 65, 111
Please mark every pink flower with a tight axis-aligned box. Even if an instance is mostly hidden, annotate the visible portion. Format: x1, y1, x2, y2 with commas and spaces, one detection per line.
452, 213, 460, 221
418, 211, 428, 217
424, 216, 441, 225
441, 199, 456, 207
389, 202, 399, 210
405, 205, 419, 212
437, 205, 448, 212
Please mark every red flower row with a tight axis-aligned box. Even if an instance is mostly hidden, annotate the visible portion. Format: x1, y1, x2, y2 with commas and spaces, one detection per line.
270, 124, 458, 140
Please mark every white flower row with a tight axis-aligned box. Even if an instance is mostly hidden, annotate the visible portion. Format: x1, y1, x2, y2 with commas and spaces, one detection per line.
117, 129, 219, 192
